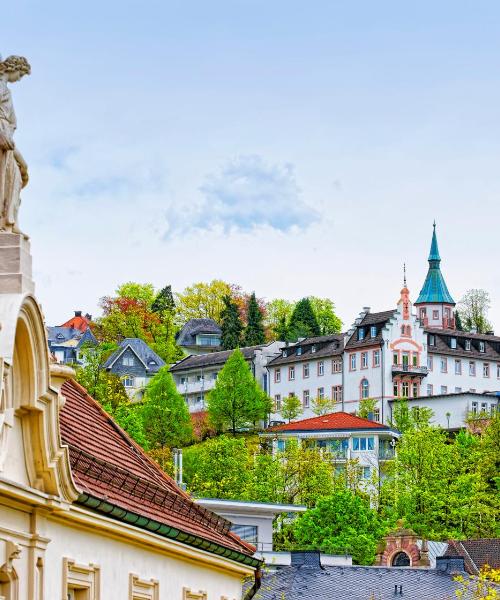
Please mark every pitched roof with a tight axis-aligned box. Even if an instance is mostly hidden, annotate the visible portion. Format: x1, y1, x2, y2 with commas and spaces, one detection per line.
169, 345, 266, 372
177, 318, 222, 347
265, 411, 394, 433
59, 379, 258, 566
103, 338, 166, 372
344, 310, 395, 350
426, 327, 500, 361
445, 539, 500, 575
267, 334, 344, 367
47, 326, 96, 348
415, 224, 455, 305
60, 312, 91, 332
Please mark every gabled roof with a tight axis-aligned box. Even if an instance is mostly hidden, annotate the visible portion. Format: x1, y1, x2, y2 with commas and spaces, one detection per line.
169, 344, 266, 372
265, 411, 395, 434
47, 326, 97, 348
425, 327, 500, 360
60, 312, 91, 332
445, 539, 500, 575
267, 334, 344, 366
344, 310, 396, 350
103, 338, 166, 372
177, 318, 222, 347
415, 224, 455, 305
60, 378, 258, 567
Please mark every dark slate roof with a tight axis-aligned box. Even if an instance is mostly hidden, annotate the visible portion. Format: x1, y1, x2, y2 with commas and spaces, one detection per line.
344, 310, 396, 350
445, 539, 500, 575
169, 345, 266, 372
426, 328, 500, 361
257, 564, 463, 599
47, 326, 97, 348
267, 334, 344, 367
176, 318, 222, 347
103, 338, 166, 373
415, 225, 455, 305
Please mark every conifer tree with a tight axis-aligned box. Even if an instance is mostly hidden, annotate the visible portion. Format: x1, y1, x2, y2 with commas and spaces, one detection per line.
287, 297, 321, 341
220, 295, 243, 350
243, 292, 266, 346
152, 284, 176, 313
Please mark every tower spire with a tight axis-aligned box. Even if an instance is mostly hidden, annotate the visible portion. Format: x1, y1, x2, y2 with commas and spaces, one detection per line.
403, 263, 407, 287
415, 223, 454, 306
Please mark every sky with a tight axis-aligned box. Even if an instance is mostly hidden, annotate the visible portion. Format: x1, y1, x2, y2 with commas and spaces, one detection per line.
3, 1, 500, 329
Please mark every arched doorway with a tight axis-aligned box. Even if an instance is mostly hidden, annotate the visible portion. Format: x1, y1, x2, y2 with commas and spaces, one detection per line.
392, 551, 410, 567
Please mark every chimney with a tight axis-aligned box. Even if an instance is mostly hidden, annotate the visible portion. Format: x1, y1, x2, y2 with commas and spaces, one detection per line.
363, 307, 371, 313
435, 556, 465, 575
290, 550, 321, 568
74, 310, 82, 317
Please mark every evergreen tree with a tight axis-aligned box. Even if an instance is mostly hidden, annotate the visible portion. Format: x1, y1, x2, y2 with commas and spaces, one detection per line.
207, 349, 271, 434
281, 394, 302, 423
151, 284, 175, 313
454, 310, 464, 331
287, 297, 321, 341
140, 366, 193, 449
243, 292, 266, 346
220, 295, 243, 350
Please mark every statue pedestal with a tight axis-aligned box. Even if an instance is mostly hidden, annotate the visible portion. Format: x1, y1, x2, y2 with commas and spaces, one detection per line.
0, 233, 34, 294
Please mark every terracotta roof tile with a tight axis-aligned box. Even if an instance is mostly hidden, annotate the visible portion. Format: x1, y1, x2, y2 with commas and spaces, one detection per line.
265, 411, 394, 433
60, 379, 256, 560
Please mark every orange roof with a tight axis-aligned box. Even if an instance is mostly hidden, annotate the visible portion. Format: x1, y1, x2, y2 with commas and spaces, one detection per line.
59, 379, 257, 564
266, 411, 393, 433
60, 314, 90, 332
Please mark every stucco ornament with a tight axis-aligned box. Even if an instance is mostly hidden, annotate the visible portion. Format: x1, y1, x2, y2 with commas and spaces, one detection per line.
0, 54, 31, 235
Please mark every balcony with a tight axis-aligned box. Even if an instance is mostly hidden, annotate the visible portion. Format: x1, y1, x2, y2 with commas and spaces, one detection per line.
391, 364, 428, 377
378, 447, 396, 460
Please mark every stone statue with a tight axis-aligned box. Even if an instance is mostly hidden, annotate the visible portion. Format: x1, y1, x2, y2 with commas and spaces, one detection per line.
0, 55, 31, 234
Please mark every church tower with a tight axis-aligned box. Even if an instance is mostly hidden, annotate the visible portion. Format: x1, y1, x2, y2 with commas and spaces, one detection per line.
414, 223, 455, 329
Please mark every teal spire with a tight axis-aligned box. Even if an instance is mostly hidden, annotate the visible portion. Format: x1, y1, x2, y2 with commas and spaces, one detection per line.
415, 223, 455, 305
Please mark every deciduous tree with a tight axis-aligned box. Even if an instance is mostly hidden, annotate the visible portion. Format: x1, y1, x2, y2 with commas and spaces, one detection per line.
175, 280, 232, 324
308, 297, 342, 335
457, 289, 493, 334
311, 396, 335, 416
280, 394, 302, 423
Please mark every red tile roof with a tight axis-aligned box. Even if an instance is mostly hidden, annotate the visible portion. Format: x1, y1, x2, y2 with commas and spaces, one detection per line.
266, 411, 393, 433
60, 314, 90, 332
59, 379, 256, 561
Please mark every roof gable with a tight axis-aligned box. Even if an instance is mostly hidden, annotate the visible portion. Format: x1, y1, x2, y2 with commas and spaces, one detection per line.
104, 338, 166, 371
266, 411, 394, 433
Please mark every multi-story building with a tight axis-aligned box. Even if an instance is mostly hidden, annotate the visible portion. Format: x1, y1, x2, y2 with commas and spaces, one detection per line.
268, 225, 500, 427
176, 318, 222, 355
47, 310, 97, 364
170, 342, 282, 412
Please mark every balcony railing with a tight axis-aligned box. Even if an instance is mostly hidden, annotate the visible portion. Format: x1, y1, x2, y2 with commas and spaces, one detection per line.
378, 448, 396, 460
391, 364, 428, 377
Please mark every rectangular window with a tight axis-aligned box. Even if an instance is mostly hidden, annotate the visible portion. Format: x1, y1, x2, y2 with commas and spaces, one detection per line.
373, 408, 380, 422
440, 357, 447, 373
455, 387, 462, 393
303, 363, 310, 378
450, 337, 457, 349
427, 356, 433, 371
63, 558, 100, 600
289, 366, 295, 381
483, 363, 490, 378
479, 341, 485, 353
361, 466, 371, 479
481, 402, 488, 413
441, 385, 448, 394
465, 339, 471, 351
123, 355, 134, 366
123, 376, 134, 388
373, 350, 380, 367
497, 364, 500, 378
358, 328, 365, 340
412, 383, 419, 398
412, 354, 418, 366
350, 354, 356, 370
303, 390, 310, 408
318, 361, 324, 376
332, 385, 343, 402
129, 574, 159, 600
296, 347, 302, 356
317, 387, 325, 400
277, 439, 286, 452
402, 381, 409, 397
455, 359, 462, 375
393, 382, 399, 397
212, 372, 218, 380
196, 374, 204, 382
428, 334, 435, 346
275, 368, 281, 383
432, 310, 439, 320
311, 345, 317, 353
230, 524, 258, 544
427, 384, 433, 396
370, 326, 377, 338
352, 437, 375, 451
469, 361, 476, 376
332, 358, 342, 373
471, 401, 478, 414
361, 352, 368, 368
274, 394, 281, 411
393, 352, 399, 366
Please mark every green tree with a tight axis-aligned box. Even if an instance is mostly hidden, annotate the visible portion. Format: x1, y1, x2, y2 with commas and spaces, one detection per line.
207, 349, 271, 433
287, 298, 321, 341
358, 398, 377, 420
243, 292, 266, 346
175, 279, 232, 324
266, 299, 295, 340
280, 394, 302, 423
75, 342, 120, 405
454, 310, 464, 331
292, 492, 386, 564
457, 289, 493, 333
141, 366, 193, 449
220, 295, 243, 350
151, 284, 176, 314
186, 436, 251, 499
311, 396, 335, 416
107, 401, 148, 449
308, 297, 342, 335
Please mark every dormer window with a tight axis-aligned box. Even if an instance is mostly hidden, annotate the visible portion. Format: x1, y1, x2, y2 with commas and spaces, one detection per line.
465, 339, 471, 351
282, 350, 287, 358
370, 326, 377, 338
479, 341, 485, 353
56, 333, 65, 340
358, 328, 365, 341
296, 347, 302, 356
311, 345, 317, 353
428, 334, 435, 346
149, 360, 157, 365
450, 338, 457, 349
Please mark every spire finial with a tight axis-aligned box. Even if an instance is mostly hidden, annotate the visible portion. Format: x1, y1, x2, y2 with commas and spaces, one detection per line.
433, 219, 436, 229
403, 263, 407, 287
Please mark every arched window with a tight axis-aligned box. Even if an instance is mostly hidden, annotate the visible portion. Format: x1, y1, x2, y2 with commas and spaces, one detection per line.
406, 325, 412, 336
401, 325, 405, 335
360, 379, 369, 399
392, 551, 410, 567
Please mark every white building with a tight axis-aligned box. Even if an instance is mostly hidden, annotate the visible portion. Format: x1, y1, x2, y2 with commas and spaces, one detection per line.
170, 342, 282, 413
267, 225, 500, 428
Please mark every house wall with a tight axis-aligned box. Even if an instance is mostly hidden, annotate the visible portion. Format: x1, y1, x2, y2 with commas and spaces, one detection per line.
426, 353, 500, 396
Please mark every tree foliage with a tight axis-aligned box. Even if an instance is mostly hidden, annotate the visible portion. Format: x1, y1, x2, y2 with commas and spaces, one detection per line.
457, 289, 493, 333
266, 299, 295, 340
280, 394, 302, 423
220, 295, 243, 350
287, 297, 321, 341
311, 396, 335, 416
292, 492, 386, 564
141, 366, 193, 449
207, 349, 271, 433
243, 292, 266, 346
358, 398, 377, 420
308, 296, 342, 335
175, 279, 232, 324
